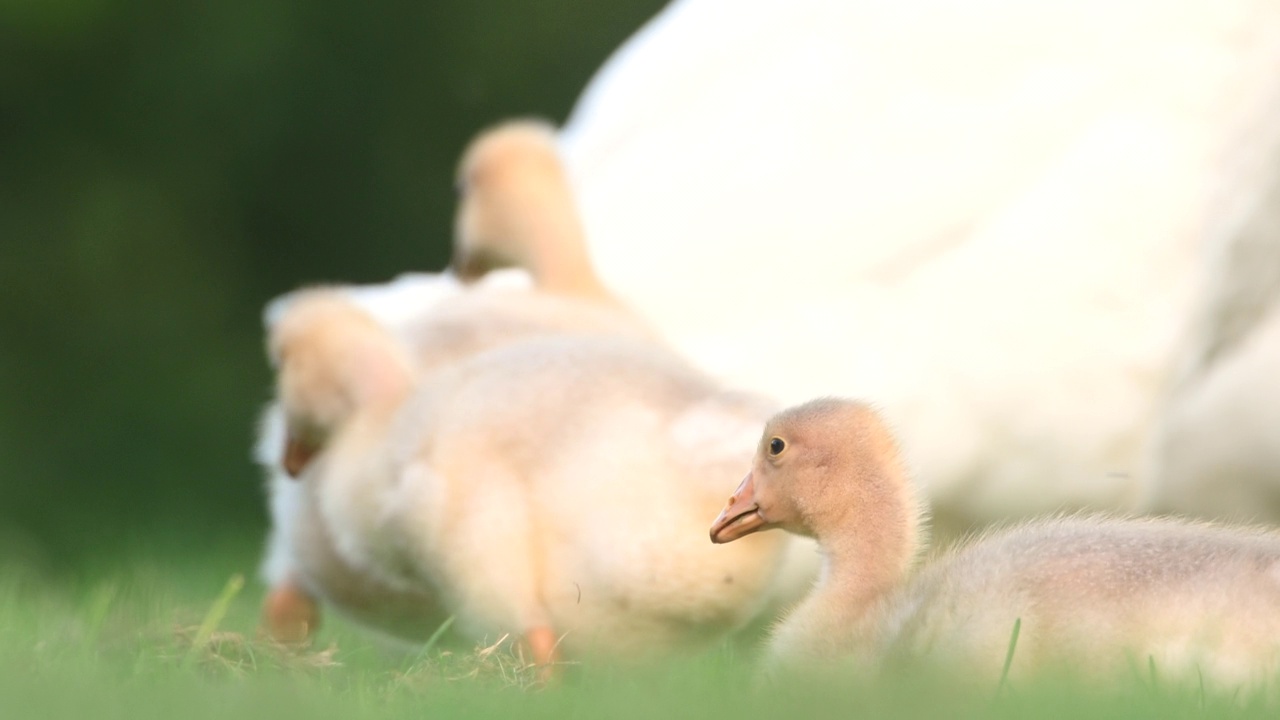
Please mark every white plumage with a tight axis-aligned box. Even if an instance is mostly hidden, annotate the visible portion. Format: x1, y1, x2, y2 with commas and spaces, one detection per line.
559, 0, 1280, 530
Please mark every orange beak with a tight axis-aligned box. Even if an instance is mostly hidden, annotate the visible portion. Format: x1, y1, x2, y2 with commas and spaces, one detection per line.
710, 472, 771, 543
283, 433, 319, 478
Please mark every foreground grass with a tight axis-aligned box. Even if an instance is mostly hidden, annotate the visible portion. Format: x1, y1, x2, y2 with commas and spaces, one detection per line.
0, 541, 1274, 719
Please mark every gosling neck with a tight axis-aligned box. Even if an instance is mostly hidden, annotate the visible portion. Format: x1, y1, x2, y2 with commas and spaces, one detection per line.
810, 459, 923, 615
526, 222, 611, 302
513, 177, 613, 302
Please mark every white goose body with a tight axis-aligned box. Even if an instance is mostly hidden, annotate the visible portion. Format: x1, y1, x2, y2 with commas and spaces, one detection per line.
561, 0, 1280, 529
1143, 158, 1280, 522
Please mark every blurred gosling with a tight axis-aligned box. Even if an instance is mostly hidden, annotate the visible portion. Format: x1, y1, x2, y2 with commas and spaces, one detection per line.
267, 290, 797, 673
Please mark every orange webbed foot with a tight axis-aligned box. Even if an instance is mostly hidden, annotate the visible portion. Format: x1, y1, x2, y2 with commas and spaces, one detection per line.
262, 582, 320, 645
524, 626, 562, 684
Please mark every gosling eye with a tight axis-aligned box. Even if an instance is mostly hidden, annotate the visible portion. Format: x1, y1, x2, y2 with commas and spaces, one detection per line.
768, 437, 786, 456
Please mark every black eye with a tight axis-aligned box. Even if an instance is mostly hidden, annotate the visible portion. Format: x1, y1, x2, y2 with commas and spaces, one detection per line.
768, 437, 786, 456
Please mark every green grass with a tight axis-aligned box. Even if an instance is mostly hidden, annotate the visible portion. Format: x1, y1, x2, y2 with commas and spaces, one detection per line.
0, 540, 1274, 719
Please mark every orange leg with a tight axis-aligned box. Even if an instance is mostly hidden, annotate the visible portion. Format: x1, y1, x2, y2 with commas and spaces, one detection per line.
262, 582, 320, 644
524, 626, 561, 682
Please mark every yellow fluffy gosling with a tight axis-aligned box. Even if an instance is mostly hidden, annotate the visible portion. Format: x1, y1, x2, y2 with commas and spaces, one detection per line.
269, 291, 794, 672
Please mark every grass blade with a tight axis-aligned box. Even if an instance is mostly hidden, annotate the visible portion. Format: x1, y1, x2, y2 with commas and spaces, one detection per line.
83, 583, 118, 649
404, 615, 456, 672
995, 617, 1022, 699
183, 573, 245, 670
422, 615, 456, 656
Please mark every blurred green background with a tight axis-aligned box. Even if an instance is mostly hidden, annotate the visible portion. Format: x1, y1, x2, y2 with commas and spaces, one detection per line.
0, 0, 666, 568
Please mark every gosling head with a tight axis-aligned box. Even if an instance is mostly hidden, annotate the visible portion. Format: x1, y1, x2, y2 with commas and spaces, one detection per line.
452, 119, 570, 281
267, 290, 414, 477
710, 398, 910, 544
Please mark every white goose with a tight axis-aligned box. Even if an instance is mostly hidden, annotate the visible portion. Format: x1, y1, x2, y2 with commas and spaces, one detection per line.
556, 0, 1280, 532
1142, 146, 1280, 522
